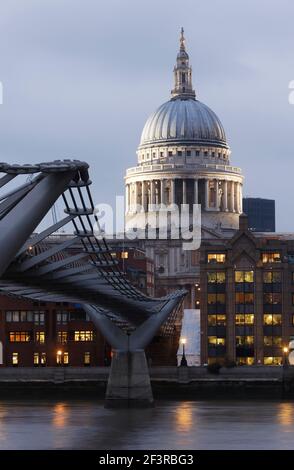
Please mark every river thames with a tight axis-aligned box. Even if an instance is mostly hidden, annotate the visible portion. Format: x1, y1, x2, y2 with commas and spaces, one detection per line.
0, 399, 294, 449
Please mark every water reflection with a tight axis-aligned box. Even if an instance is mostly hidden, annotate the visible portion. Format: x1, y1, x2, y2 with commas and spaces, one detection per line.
52, 403, 69, 428
175, 402, 193, 432
0, 399, 293, 449
277, 402, 294, 427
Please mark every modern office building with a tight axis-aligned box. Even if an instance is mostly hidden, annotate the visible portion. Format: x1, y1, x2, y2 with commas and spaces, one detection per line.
200, 214, 294, 366
243, 197, 275, 232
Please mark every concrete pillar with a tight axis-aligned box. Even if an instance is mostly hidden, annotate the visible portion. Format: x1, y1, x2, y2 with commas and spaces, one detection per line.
205, 179, 210, 210
223, 180, 228, 211
194, 179, 198, 205
182, 179, 187, 204
105, 349, 153, 408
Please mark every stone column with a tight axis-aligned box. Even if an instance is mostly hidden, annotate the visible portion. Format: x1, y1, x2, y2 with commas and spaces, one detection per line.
236, 182, 240, 213
150, 180, 155, 208
182, 179, 187, 205
125, 184, 129, 213
205, 179, 210, 210
223, 180, 228, 211
239, 184, 243, 213
141, 181, 146, 212
230, 180, 235, 212
134, 181, 138, 213
160, 179, 165, 206
194, 179, 198, 205
215, 179, 220, 210
170, 179, 176, 205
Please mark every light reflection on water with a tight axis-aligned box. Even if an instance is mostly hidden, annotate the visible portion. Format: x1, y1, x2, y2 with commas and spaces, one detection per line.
0, 399, 294, 449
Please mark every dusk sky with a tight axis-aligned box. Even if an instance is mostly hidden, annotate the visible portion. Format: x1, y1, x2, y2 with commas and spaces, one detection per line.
0, 0, 293, 230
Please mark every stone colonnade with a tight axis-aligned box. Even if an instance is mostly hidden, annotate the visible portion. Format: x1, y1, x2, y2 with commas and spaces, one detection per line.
125, 178, 243, 213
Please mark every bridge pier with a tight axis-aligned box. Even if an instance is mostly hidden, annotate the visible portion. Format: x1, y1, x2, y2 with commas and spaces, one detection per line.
105, 349, 153, 408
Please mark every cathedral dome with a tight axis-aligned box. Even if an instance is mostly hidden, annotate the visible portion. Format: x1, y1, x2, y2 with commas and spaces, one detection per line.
138, 27, 228, 152
139, 98, 228, 149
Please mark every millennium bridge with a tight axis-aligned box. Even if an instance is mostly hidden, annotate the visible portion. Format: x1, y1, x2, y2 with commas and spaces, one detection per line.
0, 160, 185, 406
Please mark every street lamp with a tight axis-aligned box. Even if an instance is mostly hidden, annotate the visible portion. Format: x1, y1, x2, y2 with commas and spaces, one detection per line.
283, 346, 289, 368
57, 350, 62, 365
180, 338, 187, 367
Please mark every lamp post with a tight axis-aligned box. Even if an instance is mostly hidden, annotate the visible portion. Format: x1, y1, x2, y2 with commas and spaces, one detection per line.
283, 346, 289, 368
57, 349, 62, 366
180, 338, 187, 367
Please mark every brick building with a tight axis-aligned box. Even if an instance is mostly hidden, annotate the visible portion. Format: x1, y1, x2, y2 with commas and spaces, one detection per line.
0, 244, 180, 367
200, 215, 294, 366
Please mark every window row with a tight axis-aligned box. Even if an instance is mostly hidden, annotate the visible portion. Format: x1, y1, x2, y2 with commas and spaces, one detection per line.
207, 253, 282, 265
11, 351, 92, 366
9, 331, 94, 343
5, 311, 45, 324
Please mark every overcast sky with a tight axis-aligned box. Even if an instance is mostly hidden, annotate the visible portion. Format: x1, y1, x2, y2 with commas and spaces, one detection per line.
0, 0, 293, 230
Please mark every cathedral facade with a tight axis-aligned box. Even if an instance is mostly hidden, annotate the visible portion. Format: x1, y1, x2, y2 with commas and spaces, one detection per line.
124, 30, 244, 308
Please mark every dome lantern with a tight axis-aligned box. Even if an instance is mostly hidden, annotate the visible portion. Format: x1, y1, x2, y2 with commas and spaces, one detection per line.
171, 27, 196, 101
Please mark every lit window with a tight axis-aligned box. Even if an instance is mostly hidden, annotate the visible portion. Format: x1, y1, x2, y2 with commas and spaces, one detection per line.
84, 352, 91, 366
12, 353, 18, 366
57, 331, 68, 344
262, 252, 281, 263
235, 293, 254, 304
63, 352, 69, 365
208, 336, 226, 346
35, 331, 45, 344
264, 293, 282, 305
235, 314, 254, 325
264, 336, 282, 347
121, 251, 128, 259
263, 271, 282, 283
34, 352, 39, 365
74, 331, 94, 342
207, 293, 225, 305
40, 353, 46, 365
263, 314, 282, 325
208, 315, 226, 326
264, 356, 282, 365
207, 272, 226, 284
236, 357, 254, 366
9, 332, 31, 342
236, 336, 254, 346
235, 271, 254, 283
207, 253, 226, 264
